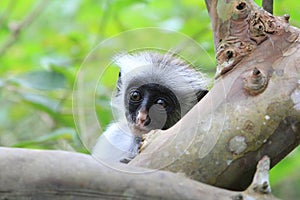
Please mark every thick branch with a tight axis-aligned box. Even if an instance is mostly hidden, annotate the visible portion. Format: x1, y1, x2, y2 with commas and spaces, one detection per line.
0, 148, 279, 200
130, 0, 300, 190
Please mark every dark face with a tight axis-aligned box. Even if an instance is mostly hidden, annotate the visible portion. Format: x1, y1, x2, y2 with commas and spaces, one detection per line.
125, 83, 181, 134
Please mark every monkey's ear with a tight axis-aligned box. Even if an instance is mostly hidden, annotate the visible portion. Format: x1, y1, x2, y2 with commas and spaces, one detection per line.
196, 90, 208, 101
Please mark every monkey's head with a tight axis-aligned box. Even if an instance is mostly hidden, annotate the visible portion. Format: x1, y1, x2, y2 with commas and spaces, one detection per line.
124, 82, 181, 136
112, 51, 209, 137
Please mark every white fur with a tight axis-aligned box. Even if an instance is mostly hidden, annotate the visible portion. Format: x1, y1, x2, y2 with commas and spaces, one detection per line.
114, 51, 209, 116
92, 120, 139, 163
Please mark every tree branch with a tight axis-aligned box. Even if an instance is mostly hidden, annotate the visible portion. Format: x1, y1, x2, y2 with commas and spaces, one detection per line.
0, 148, 280, 200
262, 0, 273, 14
130, 0, 300, 190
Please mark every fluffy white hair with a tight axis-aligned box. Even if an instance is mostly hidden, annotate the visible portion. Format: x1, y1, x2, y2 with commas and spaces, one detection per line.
111, 51, 210, 118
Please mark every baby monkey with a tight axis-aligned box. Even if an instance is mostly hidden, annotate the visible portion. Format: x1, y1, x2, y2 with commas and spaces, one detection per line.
92, 51, 209, 163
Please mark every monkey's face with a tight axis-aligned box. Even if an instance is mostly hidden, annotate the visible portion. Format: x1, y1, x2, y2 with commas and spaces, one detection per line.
125, 83, 181, 136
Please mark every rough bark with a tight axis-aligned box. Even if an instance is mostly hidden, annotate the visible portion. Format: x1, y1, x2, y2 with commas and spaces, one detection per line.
130, 0, 300, 190
0, 147, 279, 200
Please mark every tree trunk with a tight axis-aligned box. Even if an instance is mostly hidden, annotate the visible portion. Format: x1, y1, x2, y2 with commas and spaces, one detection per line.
1, 0, 299, 199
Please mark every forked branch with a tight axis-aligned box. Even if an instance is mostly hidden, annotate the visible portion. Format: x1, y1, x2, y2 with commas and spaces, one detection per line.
131, 0, 300, 190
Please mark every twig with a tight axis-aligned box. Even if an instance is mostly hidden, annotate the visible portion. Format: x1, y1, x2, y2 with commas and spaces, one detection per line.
0, 1, 16, 28
0, 0, 50, 57
262, 0, 273, 14
93, 0, 112, 45
247, 156, 272, 194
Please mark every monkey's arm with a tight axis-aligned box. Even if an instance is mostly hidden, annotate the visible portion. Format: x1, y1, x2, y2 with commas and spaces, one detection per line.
92, 122, 139, 163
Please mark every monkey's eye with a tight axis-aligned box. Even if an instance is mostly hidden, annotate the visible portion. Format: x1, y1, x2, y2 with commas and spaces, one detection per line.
130, 91, 142, 102
155, 98, 168, 108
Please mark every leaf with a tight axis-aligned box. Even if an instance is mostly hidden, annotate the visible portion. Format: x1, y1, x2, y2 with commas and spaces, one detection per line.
12, 128, 77, 148
11, 70, 66, 91
40, 56, 72, 69
21, 93, 60, 113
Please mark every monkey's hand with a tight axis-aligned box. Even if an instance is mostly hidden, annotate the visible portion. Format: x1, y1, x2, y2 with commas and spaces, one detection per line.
138, 130, 159, 153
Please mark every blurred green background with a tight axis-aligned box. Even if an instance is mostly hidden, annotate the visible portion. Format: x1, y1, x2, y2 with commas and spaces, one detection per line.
0, 0, 299, 198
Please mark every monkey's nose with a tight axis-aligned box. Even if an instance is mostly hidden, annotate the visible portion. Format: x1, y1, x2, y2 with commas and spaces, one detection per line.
136, 110, 148, 126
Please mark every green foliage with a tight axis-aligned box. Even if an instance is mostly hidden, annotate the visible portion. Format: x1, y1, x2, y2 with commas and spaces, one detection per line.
0, 0, 299, 198
12, 71, 66, 90
0, 0, 217, 151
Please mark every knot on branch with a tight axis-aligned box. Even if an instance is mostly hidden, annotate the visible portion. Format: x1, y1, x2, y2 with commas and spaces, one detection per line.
249, 15, 267, 44
232, 1, 249, 20
249, 9, 294, 45
243, 67, 268, 96
214, 2, 293, 80
231, 194, 244, 200
282, 14, 290, 23
215, 38, 254, 79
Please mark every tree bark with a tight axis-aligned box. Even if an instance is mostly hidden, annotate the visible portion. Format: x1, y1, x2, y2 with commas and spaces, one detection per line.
130, 0, 300, 190
262, 0, 273, 14
0, 147, 279, 200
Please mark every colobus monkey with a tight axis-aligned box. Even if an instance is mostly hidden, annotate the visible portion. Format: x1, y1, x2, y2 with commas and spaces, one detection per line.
92, 51, 209, 163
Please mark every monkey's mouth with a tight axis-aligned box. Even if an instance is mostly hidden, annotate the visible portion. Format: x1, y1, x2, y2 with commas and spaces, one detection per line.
134, 125, 149, 131
130, 124, 151, 137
